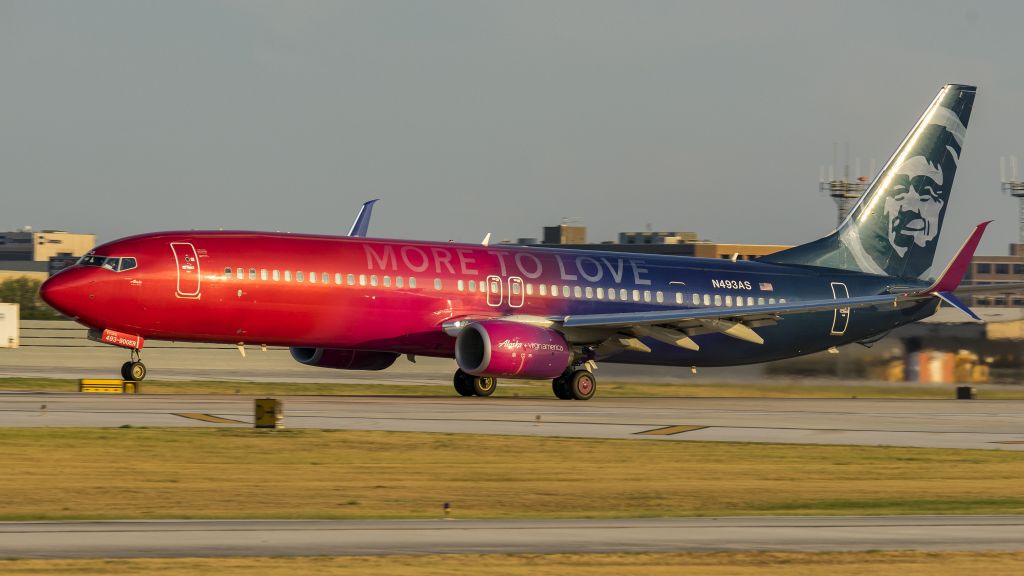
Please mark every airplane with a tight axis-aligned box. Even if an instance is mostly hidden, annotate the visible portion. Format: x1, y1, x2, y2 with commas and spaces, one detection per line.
40, 84, 1024, 400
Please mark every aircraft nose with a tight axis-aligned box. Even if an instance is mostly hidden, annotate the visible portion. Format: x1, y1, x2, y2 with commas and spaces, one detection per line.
40, 271, 83, 319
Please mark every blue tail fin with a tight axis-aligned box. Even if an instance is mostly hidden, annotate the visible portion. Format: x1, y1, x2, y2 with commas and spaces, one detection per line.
763, 84, 976, 280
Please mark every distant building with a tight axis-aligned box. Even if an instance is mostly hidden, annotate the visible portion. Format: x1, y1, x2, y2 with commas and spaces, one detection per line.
964, 243, 1024, 308
543, 224, 586, 245
0, 229, 95, 262
618, 231, 700, 245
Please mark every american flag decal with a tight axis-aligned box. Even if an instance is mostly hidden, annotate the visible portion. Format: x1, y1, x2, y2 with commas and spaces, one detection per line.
759, 282, 774, 291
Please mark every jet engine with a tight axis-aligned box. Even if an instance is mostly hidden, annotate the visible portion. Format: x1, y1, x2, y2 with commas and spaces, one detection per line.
289, 347, 399, 371
455, 320, 571, 379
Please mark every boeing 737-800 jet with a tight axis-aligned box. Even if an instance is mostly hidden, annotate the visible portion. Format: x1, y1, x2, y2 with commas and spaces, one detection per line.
40, 84, 1023, 399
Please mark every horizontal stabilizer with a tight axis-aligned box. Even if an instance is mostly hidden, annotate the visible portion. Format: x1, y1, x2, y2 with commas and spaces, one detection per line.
927, 221, 990, 293
935, 291, 981, 321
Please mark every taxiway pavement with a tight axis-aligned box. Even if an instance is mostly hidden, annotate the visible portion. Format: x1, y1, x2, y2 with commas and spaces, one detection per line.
4, 516, 1024, 558
3, 393, 1024, 450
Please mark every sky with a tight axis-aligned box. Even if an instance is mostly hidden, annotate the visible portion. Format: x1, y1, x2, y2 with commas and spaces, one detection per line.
3, 0, 1024, 263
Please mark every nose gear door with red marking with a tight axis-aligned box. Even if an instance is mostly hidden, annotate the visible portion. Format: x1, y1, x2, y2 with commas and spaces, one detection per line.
171, 242, 201, 299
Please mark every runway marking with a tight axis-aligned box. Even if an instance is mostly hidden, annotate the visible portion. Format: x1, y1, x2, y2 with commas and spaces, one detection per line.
174, 413, 247, 424
635, 425, 706, 436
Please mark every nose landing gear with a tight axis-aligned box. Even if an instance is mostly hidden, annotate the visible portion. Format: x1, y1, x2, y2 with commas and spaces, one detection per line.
120, 349, 147, 382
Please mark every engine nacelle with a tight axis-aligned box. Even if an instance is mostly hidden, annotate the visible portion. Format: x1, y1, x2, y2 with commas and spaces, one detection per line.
289, 347, 399, 371
455, 320, 571, 379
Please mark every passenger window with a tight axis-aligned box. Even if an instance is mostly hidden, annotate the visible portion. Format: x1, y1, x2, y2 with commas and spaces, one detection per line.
550, 284, 558, 296
285, 271, 291, 282
643, 290, 651, 303
608, 288, 616, 301
769, 298, 776, 304
296, 271, 304, 282
224, 267, 232, 276
383, 276, 391, 287
434, 278, 442, 290
359, 274, 367, 286
236, 268, 244, 280
347, 274, 355, 286
260, 269, 268, 281
692, 293, 700, 305
632, 289, 640, 302
714, 295, 722, 306
736, 297, 743, 307
562, 285, 570, 298
703, 294, 711, 306
747, 297, 754, 306
248, 268, 256, 280
309, 272, 316, 284
656, 291, 664, 303
779, 298, 786, 304
397, 276, 404, 288
457, 279, 465, 291
573, 286, 581, 298
410, 277, 417, 288
526, 284, 533, 296
335, 273, 342, 285
758, 297, 765, 305
539, 284, 547, 296
469, 280, 476, 292
596, 287, 604, 299
323, 273, 330, 284
585, 286, 593, 299
725, 295, 733, 307
512, 283, 521, 295
370, 275, 378, 287
676, 293, 683, 304
619, 288, 628, 301
273, 270, 280, 281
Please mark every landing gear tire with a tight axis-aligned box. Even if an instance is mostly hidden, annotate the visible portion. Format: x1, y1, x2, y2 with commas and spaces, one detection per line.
472, 376, 496, 397
125, 361, 146, 382
552, 377, 573, 400
453, 370, 475, 397
568, 370, 596, 401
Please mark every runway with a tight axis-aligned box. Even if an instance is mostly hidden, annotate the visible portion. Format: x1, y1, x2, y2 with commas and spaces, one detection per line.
5, 516, 1024, 558
3, 392, 1024, 450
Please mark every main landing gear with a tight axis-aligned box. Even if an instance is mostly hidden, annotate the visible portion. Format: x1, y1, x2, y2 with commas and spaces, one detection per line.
120, 349, 147, 382
453, 369, 496, 397
552, 367, 596, 401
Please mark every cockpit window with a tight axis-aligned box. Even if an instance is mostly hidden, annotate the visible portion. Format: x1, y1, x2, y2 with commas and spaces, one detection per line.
77, 255, 137, 272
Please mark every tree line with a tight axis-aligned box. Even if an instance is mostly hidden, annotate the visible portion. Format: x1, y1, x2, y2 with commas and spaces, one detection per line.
0, 277, 62, 320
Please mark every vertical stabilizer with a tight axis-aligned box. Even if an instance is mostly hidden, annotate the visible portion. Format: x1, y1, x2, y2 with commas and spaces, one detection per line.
763, 84, 975, 280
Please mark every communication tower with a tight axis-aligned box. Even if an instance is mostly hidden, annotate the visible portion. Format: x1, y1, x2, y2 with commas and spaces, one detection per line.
820, 145, 874, 226
1001, 156, 1024, 244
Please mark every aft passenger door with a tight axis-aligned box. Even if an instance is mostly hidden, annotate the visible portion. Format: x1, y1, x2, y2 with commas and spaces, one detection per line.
830, 282, 850, 335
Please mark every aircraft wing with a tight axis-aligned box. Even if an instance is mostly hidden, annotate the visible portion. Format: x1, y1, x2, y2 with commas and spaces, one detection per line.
561, 293, 913, 331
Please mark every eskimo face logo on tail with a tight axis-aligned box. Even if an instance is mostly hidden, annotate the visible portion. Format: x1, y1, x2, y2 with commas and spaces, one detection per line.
848, 91, 970, 280
884, 152, 948, 257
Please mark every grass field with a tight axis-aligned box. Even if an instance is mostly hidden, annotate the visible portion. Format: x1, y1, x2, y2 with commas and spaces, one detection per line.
3, 428, 1024, 520
5, 552, 1024, 576
3, 376, 1023, 399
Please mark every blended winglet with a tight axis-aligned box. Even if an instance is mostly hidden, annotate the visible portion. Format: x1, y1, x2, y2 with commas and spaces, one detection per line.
348, 199, 380, 237
927, 221, 991, 293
